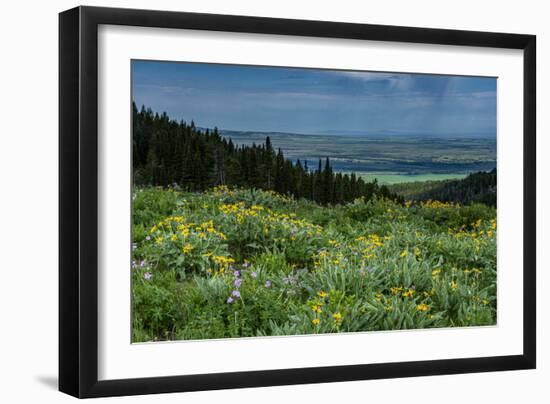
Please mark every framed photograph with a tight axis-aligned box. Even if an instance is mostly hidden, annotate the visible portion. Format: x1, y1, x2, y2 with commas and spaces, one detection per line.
59, 6, 536, 398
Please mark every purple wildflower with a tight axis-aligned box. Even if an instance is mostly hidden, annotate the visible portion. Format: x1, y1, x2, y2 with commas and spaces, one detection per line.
234, 278, 242, 288
411, 284, 416, 290
233, 270, 241, 278
143, 272, 152, 280
242, 262, 249, 268
367, 267, 375, 274
250, 271, 257, 278
140, 260, 146, 267
231, 290, 241, 298
265, 280, 272, 288
226, 297, 234, 304
145, 235, 151, 241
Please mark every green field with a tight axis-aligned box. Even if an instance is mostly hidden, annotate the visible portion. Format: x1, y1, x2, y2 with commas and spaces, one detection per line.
132, 186, 496, 342
221, 130, 496, 176
354, 172, 468, 185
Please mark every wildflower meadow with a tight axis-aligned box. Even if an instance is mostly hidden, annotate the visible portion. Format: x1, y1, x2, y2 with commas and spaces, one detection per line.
131, 186, 496, 342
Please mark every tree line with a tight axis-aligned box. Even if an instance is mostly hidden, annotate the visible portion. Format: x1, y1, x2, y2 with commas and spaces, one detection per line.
132, 103, 398, 205
415, 169, 497, 206
389, 169, 496, 206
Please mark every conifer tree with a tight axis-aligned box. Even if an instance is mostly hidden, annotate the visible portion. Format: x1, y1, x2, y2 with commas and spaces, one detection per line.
132, 103, 401, 204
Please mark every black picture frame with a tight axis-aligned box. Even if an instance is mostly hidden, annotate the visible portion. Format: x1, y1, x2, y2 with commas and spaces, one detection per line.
59, 5, 536, 398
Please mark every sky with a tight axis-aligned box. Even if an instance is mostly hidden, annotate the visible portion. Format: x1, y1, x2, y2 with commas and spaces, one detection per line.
132, 60, 497, 137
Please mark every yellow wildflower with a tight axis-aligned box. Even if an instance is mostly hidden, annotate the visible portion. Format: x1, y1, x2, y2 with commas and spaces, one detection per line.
416, 304, 430, 312
390, 286, 403, 295
311, 305, 322, 314
312, 318, 320, 326
332, 312, 342, 322
402, 289, 415, 298
212, 255, 235, 266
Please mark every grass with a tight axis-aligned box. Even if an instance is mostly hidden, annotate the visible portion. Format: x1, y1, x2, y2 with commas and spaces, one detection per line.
131, 186, 497, 342
354, 172, 468, 185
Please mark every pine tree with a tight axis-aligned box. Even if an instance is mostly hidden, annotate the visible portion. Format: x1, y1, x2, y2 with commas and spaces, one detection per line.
132, 105, 400, 205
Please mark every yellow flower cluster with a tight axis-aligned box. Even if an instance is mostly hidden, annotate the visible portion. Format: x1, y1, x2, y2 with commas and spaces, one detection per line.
212, 255, 235, 267
421, 200, 456, 209
314, 250, 348, 268
150, 215, 185, 234
150, 216, 227, 241
311, 304, 322, 314
219, 202, 246, 215
355, 234, 385, 259
218, 201, 322, 237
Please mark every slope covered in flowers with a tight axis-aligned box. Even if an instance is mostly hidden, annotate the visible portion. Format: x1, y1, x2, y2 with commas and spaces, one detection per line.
132, 186, 496, 342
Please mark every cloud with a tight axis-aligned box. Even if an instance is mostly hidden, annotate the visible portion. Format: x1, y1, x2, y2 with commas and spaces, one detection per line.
132, 61, 496, 135
329, 71, 415, 90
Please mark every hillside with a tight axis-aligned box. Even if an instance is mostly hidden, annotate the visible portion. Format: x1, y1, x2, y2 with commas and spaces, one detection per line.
132, 186, 497, 341
389, 169, 497, 206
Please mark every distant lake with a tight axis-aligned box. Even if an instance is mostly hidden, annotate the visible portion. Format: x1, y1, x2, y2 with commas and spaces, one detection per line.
221, 130, 496, 184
